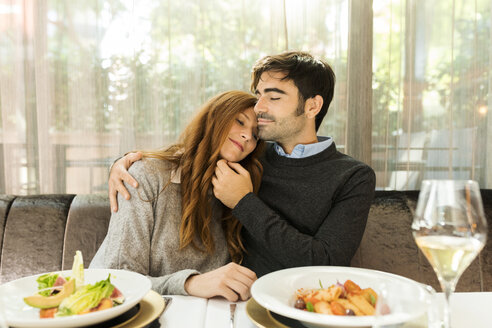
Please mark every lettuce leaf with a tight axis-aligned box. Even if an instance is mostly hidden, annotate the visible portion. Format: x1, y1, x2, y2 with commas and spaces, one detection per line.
56, 274, 114, 316
36, 273, 59, 297
72, 250, 84, 290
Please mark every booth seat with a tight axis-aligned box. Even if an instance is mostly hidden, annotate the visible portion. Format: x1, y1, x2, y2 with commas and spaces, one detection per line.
1, 191, 491, 292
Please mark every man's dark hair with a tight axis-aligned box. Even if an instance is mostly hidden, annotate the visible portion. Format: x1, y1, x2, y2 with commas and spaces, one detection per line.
251, 51, 336, 131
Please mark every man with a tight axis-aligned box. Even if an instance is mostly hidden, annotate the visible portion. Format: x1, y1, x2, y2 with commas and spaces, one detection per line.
109, 51, 375, 277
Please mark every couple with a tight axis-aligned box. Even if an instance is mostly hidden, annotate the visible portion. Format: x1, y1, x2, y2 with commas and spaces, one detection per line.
90, 51, 376, 303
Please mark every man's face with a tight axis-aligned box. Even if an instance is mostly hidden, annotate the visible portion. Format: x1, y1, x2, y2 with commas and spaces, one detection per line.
254, 71, 306, 143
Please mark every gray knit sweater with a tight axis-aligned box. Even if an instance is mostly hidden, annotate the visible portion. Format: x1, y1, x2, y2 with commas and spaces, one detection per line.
90, 158, 229, 295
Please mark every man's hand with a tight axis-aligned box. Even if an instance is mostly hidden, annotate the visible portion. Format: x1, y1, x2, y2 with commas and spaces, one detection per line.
184, 263, 257, 301
212, 160, 253, 208
109, 151, 143, 212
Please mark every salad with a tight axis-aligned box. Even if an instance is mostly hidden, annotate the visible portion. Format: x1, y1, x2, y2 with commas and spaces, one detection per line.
23, 251, 125, 318
293, 279, 389, 316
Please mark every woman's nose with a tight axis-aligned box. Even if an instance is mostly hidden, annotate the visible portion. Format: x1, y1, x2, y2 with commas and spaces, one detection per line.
240, 129, 252, 140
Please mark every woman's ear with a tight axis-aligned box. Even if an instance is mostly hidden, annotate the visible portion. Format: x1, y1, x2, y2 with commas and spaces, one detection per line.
304, 95, 323, 119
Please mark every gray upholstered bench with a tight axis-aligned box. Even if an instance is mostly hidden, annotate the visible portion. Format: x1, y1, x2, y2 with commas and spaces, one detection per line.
1, 191, 491, 292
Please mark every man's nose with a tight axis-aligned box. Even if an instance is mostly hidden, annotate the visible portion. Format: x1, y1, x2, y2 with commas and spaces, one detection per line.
254, 96, 267, 114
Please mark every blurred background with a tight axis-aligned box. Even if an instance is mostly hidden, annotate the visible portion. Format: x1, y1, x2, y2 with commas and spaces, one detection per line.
0, 0, 491, 194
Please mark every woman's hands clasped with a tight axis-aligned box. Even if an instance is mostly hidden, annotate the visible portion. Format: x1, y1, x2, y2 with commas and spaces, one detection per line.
184, 263, 257, 302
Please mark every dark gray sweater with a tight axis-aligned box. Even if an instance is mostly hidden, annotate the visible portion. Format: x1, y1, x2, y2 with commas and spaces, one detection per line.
233, 142, 376, 277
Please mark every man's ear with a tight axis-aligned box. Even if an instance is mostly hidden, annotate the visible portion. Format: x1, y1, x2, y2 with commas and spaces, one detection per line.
304, 95, 323, 119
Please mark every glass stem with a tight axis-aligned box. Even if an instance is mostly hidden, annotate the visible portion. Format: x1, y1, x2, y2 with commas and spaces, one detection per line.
441, 282, 455, 328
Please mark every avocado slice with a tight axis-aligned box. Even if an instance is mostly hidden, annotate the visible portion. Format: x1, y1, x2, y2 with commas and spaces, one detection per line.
24, 278, 75, 309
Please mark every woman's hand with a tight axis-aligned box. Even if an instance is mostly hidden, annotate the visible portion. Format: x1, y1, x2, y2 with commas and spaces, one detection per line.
184, 263, 257, 301
109, 152, 143, 212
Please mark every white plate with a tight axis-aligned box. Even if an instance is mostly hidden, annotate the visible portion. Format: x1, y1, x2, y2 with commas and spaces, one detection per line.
0, 269, 151, 328
251, 266, 429, 328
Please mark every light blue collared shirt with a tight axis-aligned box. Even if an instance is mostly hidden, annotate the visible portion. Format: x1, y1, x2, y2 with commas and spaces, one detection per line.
273, 136, 333, 158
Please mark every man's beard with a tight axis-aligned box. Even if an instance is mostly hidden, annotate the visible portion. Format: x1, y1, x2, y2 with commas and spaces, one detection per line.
257, 100, 305, 142
257, 113, 305, 142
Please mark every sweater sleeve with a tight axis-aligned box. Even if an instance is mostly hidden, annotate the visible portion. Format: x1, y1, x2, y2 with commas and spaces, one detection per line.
89, 160, 199, 295
232, 165, 375, 269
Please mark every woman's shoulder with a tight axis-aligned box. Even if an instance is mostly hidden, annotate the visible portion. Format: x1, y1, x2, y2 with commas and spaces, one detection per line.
128, 157, 175, 186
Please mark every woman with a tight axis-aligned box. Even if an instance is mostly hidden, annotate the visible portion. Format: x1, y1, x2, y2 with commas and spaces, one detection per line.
90, 91, 264, 302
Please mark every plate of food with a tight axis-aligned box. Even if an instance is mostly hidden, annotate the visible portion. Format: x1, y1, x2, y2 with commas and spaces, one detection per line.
0, 251, 151, 328
251, 266, 430, 328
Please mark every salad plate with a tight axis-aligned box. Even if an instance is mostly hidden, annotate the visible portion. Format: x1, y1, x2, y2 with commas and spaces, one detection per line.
251, 266, 430, 328
114, 290, 166, 328
0, 268, 151, 328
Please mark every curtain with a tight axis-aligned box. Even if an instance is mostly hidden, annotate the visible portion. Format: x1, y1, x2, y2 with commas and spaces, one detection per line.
0, 0, 491, 194
372, 0, 492, 189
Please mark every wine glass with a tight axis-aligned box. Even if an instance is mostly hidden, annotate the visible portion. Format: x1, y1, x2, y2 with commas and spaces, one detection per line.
412, 180, 488, 328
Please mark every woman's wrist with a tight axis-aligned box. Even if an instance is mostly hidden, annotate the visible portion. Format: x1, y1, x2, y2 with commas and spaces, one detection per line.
184, 273, 199, 295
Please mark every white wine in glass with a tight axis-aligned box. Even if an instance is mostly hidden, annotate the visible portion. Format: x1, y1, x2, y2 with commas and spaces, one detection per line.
412, 180, 487, 328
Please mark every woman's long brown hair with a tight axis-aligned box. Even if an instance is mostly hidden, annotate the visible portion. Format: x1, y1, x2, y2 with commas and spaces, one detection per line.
141, 90, 264, 263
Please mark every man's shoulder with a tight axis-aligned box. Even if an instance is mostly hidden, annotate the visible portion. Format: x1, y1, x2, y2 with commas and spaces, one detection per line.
332, 152, 375, 177
331, 153, 376, 189
335, 152, 374, 169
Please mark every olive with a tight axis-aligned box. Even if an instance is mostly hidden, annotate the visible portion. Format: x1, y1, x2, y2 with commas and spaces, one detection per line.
294, 298, 306, 310
345, 309, 355, 316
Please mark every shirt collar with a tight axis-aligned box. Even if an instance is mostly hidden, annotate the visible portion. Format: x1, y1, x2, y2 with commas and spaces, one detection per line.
170, 138, 333, 181
273, 136, 333, 158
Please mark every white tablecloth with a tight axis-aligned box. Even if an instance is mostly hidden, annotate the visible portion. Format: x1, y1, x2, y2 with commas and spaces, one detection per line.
159, 292, 492, 328
159, 296, 254, 328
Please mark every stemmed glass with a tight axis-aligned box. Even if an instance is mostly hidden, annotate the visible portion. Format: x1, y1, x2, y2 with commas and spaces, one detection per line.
412, 180, 488, 328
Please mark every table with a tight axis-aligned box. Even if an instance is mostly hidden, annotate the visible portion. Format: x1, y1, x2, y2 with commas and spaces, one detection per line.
159, 292, 492, 328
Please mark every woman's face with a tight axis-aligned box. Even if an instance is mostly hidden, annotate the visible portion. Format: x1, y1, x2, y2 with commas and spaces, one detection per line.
219, 107, 259, 162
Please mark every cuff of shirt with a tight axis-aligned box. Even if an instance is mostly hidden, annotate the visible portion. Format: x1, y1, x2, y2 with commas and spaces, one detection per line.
151, 269, 201, 296
232, 192, 259, 218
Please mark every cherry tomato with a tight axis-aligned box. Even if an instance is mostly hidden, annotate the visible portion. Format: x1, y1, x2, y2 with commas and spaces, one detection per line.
344, 280, 362, 294
304, 296, 320, 305
39, 307, 57, 318
330, 301, 346, 315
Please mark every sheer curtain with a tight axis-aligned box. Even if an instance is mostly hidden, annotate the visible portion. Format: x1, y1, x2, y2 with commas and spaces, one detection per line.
0, 0, 491, 194
372, 0, 492, 189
